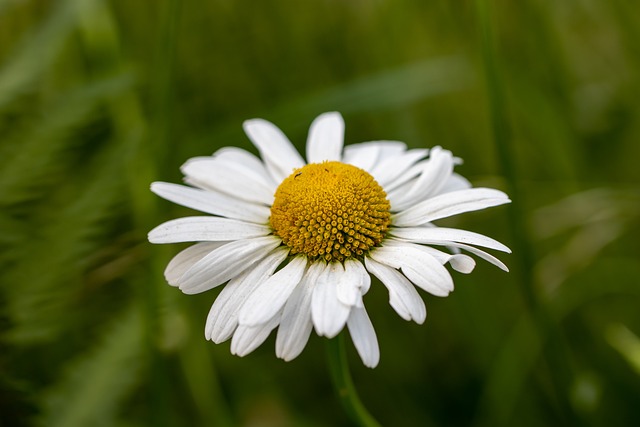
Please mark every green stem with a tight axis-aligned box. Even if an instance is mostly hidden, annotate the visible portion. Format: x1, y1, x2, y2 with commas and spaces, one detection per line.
326, 334, 382, 427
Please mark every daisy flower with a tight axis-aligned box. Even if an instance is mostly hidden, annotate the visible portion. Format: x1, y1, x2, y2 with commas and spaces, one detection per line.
148, 112, 511, 368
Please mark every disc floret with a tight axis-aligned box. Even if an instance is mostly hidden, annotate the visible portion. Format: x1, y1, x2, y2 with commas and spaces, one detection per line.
270, 162, 391, 262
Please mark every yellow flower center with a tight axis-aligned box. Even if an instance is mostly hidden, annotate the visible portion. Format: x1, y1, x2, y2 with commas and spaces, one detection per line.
270, 161, 391, 262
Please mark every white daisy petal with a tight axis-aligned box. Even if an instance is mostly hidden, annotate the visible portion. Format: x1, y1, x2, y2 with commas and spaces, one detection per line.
387, 152, 464, 196
392, 187, 511, 226
384, 239, 449, 264
365, 257, 426, 324
384, 238, 476, 274
276, 262, 325, 361
448, 254, 476, 274
347, 302, 380, 368
179, 236, 281, 295
275, 284, 313, 361
230, 315, 281, 357
181, 157, 275, 205
205, 271, 249, 343
148, 217, 271, 243
151, 182, 270, 224
390, 226, 511, 252
376, 141, 408, 158
306, 112, 344, 163
164, 242, 226, 287
370, 148, 429, 188
239, 256, 308, 327
342, 141, 407, 172
369, 244, 454, 297
336, 259, 369, 307
243, 118, 305, 182
205, 248, 289, 343
443, 241, 510, 272
388, 147, 454, 211
312, 263, 351, 338
342, 143, 380, 171
413, 146, 454, 196
390, 230, 509, 271
213, 146, 276, 186
386, 178, 415, 207
438, 172, 472, 194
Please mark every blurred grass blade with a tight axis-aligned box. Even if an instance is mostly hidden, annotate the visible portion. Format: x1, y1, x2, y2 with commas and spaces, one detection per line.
3, 133, 130, 344
532, 187, 639, 293
0, 73, 134, 205
0, 0, 96, 109
39, 305, 144, 427
606, 324, 640, 376
475, 0, 583, 425
549, 258, 640, 320
197, 56, 472, 144
179, 322, 234, 427
475, 314, 541, 425
285, 55, 472, 115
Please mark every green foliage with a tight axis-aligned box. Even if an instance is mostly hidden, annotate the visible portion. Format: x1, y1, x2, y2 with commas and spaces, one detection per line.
38, 305, 144, 427
1, 0, 639, 426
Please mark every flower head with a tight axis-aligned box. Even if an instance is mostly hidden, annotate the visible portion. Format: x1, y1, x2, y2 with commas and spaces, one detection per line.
148, 112, 511, 368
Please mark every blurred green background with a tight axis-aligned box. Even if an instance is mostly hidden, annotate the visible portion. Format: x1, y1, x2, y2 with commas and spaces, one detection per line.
1, 0, 639, 426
